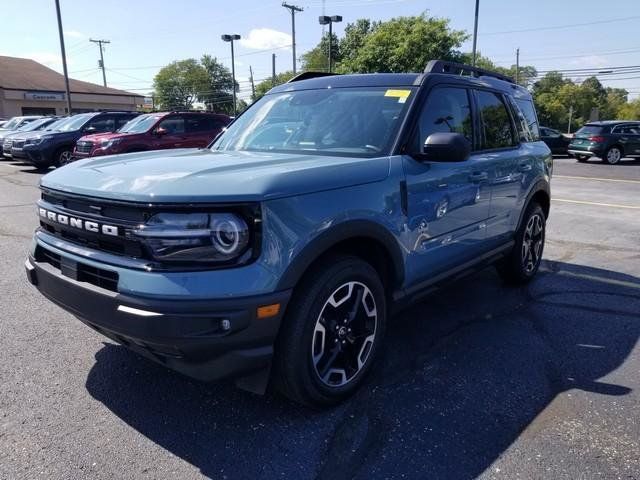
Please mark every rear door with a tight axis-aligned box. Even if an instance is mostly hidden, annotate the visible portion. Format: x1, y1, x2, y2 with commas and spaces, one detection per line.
615, 124, 640, 156
472, 89, 523, 243
184, 115, 213, 147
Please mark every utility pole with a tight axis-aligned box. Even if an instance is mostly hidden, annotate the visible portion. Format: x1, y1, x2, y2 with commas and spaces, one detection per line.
567, 105, 574, 134
472, 0, 480, 65
249, 66, 256, 99
282, 3, 303, 75
272, 54, 276, 86
90, 38, 110, 87
54, 0, 72, 114
515, 48, 520, 85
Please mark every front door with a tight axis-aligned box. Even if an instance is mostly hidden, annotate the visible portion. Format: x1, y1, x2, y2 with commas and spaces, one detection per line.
616, 124, 640, 156
402, 86, 491, 286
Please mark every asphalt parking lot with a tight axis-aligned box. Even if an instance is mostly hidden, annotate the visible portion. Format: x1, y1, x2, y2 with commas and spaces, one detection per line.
0, 156, 638, 479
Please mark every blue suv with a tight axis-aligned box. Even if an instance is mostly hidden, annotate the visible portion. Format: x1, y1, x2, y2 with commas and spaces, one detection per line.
26, 61, 552, 406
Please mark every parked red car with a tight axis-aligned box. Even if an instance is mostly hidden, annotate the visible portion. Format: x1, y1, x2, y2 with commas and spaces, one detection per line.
73, 111, 231, 159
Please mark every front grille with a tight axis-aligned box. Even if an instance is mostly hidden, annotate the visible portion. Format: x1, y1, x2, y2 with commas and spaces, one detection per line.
35, 245, 119, 292
12, 139, 25, 149
38, 190, 148, 259
76, 141, 93, 154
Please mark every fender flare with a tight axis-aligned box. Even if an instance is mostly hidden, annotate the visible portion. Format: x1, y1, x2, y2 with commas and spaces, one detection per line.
517, 178, 550, 231
276, 219, 405, 291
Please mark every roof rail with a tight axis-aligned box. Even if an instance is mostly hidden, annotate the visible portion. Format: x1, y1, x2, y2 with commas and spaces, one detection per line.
287, 71, 336, 83
424, 60, 515, 84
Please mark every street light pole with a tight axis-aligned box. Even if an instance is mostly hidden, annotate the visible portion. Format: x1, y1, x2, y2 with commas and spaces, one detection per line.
221, 34, 241, 116
282, 3, 303, 75
472, 0, 480, 66
54, 0, 72, 114
319, 15, 342, 73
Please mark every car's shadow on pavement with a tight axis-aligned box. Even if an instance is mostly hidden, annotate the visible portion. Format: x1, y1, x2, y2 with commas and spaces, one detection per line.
85, 260, 640, 479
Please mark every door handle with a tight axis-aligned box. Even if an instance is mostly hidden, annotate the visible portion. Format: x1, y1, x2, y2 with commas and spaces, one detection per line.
518, 162, 532, 172
469, 172, 488, 182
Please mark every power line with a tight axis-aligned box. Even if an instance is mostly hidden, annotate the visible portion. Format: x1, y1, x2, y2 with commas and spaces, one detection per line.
482, 15, 640, 36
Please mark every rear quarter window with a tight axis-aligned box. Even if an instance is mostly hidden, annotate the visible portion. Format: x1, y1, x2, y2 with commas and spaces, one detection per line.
513, 98, 540, 142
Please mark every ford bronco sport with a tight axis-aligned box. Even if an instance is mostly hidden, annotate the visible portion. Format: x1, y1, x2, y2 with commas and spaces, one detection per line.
26, 61, 552, 407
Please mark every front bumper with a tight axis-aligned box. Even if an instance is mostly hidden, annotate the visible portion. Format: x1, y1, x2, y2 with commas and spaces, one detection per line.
25, 254, 291, 384
21, 144, 55, 166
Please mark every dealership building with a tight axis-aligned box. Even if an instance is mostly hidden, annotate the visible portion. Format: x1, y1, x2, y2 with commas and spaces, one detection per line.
0, 55, 143, 117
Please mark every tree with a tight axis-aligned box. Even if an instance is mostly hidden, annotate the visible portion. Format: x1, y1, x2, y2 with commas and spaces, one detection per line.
199, 54, 237, 115
253, 71, 295, 101
338, 19, 380, 71
153, 59, 208, 110
299, 15, 467, 75
300, 34, 339, 72
617, 98, 640, 120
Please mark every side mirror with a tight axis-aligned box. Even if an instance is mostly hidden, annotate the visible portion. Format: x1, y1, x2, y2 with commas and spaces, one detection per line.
155, 127, 168, 136
422, 132, 471, 162
84, 126, 96, 133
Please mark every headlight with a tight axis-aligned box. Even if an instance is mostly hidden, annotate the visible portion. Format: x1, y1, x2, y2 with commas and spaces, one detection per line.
26, 135, 52, 146
101, 138, 122, 149
132, 212, 252, 264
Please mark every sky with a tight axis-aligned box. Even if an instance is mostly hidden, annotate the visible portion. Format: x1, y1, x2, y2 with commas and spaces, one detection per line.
1, 0, 639, 101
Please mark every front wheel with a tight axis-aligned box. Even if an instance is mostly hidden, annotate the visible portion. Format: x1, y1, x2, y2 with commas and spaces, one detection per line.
497, 202, 546, 284
273, 255, 386, 407
604, 146, 622, 165
56, 148, 74, 167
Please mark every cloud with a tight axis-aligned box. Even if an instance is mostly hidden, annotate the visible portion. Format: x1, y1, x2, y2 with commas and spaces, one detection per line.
64, 30, 84, 38
240, 28, 291, 50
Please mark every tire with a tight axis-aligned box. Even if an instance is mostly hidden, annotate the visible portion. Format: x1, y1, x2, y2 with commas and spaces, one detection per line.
576, 155, 588, 162
273, 255, 386, 407
497, 202, 546, 285
55, 148, 74, 167
604, 146, 622, 165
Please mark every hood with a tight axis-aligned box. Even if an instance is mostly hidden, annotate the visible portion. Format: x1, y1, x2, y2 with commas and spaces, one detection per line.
15, 129, 63, 140
78, 131, 137, 143
41, 149, 391, 203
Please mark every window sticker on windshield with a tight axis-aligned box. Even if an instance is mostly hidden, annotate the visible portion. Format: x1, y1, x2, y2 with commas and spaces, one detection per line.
384, 89, 411, 103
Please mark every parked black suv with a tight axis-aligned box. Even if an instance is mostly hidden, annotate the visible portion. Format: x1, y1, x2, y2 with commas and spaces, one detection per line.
16, 111, 139, 169
568, 121, 640, 164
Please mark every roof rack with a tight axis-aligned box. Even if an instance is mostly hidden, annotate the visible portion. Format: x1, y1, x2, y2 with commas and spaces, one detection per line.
424, 60, 515, 84
287, 71, 336, 83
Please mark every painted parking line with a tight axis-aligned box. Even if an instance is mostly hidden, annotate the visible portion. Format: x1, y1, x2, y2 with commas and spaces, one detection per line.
553, 198, 640, 209
555, 175, 640, 185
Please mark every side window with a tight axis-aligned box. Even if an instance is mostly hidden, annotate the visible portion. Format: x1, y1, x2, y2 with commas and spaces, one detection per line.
476, 91, 516, 149
185, 115, 212, 133
411, 87, 473, 152
87, 116, 115, 133
116, 116, 134, 129
513, 98, 540, 141
157, 117, 185, 134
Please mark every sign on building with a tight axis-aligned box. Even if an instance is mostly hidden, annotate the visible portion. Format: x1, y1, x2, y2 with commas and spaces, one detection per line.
23, 92, 65, 101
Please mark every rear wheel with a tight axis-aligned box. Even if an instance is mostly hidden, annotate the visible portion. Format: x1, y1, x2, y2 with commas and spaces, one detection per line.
273, 255, 386, 407
576, 155, 588, 162
497, 202, 546, 284
604, 146, 622, 165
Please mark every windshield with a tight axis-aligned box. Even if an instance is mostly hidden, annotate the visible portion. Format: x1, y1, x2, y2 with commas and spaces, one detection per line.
212, 87, 414, 157
18, 117, 53, 132
2, 117, 22, 129
118, 113, 162, 133
57, 113, 96, 132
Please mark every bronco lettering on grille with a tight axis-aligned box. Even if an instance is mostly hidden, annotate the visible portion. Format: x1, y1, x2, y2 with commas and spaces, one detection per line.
39, 207, 119, 237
